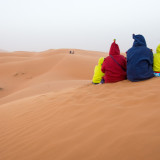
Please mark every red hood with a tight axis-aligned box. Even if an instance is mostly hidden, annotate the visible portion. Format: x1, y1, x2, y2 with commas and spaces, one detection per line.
109, 40, 120, 55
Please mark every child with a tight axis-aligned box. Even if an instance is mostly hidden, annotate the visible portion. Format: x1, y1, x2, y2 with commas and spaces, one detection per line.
92, 57, 105, 84
153, 44, 160, 76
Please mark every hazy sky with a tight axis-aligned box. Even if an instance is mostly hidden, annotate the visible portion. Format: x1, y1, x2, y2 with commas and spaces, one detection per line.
0, 0, 160, 52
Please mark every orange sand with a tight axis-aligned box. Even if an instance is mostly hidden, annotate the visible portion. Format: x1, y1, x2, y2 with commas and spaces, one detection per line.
0, 49, 160, 160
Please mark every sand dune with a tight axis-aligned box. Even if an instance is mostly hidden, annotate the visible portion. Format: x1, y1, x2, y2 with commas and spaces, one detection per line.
1, 49, 160, 160
0, 49, 106, 104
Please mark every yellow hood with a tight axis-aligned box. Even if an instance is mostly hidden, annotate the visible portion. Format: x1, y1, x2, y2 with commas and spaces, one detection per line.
153, 44, 160, 72
98, 57, 105, 66
156, 44, 160, 53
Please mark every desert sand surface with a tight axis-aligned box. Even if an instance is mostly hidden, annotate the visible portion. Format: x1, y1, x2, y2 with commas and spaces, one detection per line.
0, 49, 160, 160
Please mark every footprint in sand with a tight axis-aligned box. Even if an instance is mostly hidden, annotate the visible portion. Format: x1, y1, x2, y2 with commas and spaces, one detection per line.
13, 72, 32, 79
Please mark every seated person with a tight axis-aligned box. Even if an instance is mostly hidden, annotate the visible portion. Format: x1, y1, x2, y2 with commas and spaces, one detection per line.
101, 39, 127, 83
92, 57, 105, 84
153, 44, 160, 77
126, 34, 154, 82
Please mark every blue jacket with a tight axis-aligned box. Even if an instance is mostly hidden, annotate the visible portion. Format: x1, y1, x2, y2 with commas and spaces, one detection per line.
126, 34, 154, 82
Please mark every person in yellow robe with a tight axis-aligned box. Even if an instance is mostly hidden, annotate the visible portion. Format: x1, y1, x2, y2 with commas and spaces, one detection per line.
92, 57, 105, 84
153, 44, 160, 77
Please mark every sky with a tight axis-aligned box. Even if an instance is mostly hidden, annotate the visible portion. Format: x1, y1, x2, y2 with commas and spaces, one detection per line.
0, 0, 160, 53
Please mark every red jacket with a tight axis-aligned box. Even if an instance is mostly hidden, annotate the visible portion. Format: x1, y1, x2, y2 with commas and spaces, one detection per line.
101, 41, 127, 83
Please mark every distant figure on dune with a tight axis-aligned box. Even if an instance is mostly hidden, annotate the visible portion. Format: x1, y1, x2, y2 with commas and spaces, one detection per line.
101, 39, 127, 83
153, 44, 160, 77
69, 50, 74, 54
92, 57, 105, 84
126, 34, 154, 81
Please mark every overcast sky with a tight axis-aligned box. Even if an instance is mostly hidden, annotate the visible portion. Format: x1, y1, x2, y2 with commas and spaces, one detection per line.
0, 0, 160, 52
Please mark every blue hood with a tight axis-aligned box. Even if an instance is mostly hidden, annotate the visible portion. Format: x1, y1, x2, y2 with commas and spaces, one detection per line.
127, 34, 154, 82
132, 34, 147, 47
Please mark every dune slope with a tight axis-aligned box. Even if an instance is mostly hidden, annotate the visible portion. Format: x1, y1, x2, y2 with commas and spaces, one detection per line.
0, 49, 106, 105
0, 49, 160, 160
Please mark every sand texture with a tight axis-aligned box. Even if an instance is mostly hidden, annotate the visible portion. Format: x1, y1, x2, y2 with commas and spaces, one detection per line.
0, 49, 160, 160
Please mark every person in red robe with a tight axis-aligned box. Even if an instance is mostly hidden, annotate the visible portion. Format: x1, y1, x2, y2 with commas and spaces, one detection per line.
101, 39, 127, 83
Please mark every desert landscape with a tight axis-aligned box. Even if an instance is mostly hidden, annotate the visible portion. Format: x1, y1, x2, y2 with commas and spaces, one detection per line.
1, 49, 160, 160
